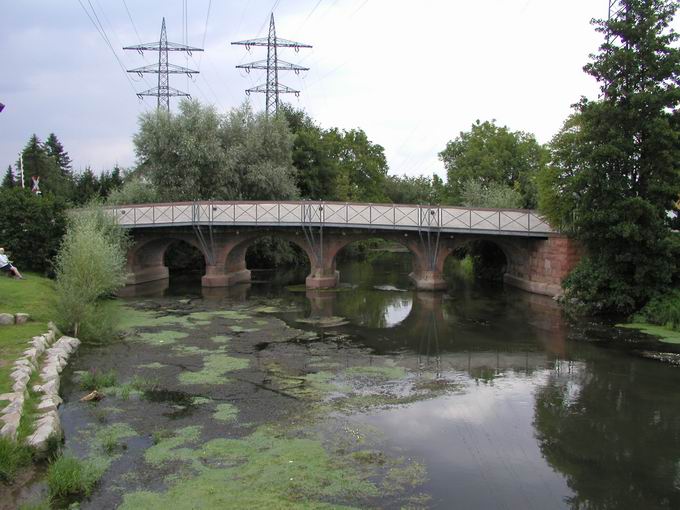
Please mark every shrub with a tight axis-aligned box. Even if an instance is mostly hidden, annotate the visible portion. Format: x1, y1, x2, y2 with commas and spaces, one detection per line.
0, 188, 67, 274
106, 177, 159, 205
47, 455, 105, 501
80, 369, 117, 391
459, 179, 523, 209
54, 206, 128, 340
633, 290, 680, 331
0, 437, 32, 483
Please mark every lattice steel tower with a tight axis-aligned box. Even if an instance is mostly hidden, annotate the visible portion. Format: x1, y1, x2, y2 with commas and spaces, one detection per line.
232, 14, 312, 116
124, 18, 203, 111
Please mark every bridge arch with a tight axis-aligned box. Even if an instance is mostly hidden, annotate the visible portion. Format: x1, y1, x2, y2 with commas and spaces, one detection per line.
443, 236, 523, 283
125, 233, 208, 286
202, 229, 319, 288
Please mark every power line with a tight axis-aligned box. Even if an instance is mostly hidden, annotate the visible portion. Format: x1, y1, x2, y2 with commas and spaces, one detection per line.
232, 13, 312, 116
76, 0, 143, 102
197, 0, 213, 69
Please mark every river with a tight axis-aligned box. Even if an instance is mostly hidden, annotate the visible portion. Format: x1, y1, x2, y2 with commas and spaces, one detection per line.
13, 252, 680, 509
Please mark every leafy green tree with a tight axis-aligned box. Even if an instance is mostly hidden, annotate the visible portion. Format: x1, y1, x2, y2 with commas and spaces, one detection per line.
54, 206, 128, 340
44, 133, 73, 178
280, 105, 339, 200
106, 176, 159, 205
383, 174, 448, 205
540, 0, 680, 313
134, 100, 299, 202
326, 128, 388, 202
459, 179, 523, 208
2, 165, 15, 188
439, 120, 547, 208
221, 103, 299, 200
134, 100, 231, 201
0, 187, 67, 273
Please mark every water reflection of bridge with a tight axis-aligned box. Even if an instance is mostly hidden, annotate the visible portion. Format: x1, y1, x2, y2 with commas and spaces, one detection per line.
120, 279, 568, 376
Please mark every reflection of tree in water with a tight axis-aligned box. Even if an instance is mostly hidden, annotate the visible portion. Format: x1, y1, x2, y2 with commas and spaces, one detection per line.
336, 289, 412, 329
533, 356, 680, 509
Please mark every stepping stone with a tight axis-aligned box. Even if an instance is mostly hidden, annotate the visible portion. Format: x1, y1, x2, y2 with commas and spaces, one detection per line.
0, 313, 13, 325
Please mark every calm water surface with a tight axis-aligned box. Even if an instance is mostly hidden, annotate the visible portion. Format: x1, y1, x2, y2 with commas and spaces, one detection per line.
26, 253, 680, 509
156, 254, 680, 509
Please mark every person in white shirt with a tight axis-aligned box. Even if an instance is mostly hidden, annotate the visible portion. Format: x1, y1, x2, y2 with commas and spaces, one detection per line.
0, 248, 23, 279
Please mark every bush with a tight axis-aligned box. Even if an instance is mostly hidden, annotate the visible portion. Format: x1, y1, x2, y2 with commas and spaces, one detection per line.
0, 437, 32, 483
106, 177, 159, 205
80, 369, 117, 391
47, 455, 104, 501
0, 188, 67, 274
54, 206, 128, 340
459, 179, 523, 209
633, 290, 680, 331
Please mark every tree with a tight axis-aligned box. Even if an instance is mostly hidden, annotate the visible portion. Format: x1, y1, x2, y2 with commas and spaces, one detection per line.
221, 102, 299, 200
2, 165, 15, 188
98, 166, 124, 198
134, 100, 231, 201
18, 134, 71, 198
383, 174, 448, 205
0, 187, 67, 273
459, 179, 523, 209
44, 133, 73, 178
439, 120, 548, 208
134, 100, 299, 202
54, 206, 128, 340
281, 105, 339, 200
280, 105, 390, 202
73, 167, 100, 205
539, 0, 680, 313
325, 128, 389, 202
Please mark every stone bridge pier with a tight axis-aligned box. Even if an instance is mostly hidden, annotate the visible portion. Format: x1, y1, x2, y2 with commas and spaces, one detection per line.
124, 227, 581, 298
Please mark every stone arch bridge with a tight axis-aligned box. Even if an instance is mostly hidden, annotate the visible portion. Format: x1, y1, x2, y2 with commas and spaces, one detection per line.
109, 201, 581, 297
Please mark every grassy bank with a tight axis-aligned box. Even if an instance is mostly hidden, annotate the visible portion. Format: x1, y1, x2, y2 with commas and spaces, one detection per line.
0, 273, 56, 396
617, 290, 680, 345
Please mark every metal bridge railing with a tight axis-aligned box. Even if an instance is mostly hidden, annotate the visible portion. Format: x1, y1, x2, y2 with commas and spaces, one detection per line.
107, 200, 555, 236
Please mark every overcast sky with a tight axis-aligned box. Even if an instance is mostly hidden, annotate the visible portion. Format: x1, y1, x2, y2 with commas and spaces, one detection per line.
0, 0, 651, 179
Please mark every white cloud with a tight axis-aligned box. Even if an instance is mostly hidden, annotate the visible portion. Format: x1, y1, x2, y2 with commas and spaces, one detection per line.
1, 0, 674, 179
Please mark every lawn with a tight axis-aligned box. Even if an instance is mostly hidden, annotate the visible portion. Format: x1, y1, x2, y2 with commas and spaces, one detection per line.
0, 273, 57, 396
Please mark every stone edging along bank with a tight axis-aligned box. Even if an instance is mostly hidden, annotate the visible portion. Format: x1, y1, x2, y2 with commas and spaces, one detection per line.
0, 325, 80, 451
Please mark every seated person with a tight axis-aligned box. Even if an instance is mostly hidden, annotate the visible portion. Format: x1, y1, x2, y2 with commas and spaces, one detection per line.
0, 248, 23, 279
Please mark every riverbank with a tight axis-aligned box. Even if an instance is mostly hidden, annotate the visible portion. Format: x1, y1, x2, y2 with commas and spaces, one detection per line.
0, 274, 56, 396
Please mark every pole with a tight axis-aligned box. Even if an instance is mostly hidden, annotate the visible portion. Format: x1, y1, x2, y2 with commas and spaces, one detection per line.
19, 154, 24, 189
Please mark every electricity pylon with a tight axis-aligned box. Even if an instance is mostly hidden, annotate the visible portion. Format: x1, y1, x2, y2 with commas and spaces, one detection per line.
124, 17, 203, 112
232, 13, 312, 116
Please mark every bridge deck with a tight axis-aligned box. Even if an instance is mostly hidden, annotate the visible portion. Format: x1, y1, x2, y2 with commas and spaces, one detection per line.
109, 201, 555, 237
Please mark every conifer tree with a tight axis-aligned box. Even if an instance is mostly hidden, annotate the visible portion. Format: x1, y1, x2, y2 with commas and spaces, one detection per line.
1, 165, 15, 188
45, 133, 73, 178
541, 0, 680, 313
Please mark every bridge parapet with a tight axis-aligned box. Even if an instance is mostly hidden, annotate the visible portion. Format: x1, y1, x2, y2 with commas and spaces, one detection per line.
107, 200, 555, 237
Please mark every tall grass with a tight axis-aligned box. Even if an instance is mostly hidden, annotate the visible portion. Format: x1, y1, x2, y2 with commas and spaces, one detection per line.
0, 437, 32, 482
54, 205, 128, 341
47, 454, 106, 501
